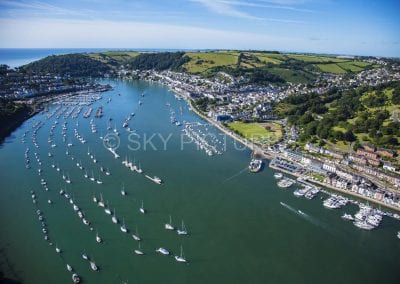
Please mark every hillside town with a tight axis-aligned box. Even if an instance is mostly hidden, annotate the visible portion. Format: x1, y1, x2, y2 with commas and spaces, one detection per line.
0, 64, 111, 100
122, 59, 400, 210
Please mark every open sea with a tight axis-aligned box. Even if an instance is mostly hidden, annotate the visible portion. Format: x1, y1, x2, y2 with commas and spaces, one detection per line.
0, 50, 399, 284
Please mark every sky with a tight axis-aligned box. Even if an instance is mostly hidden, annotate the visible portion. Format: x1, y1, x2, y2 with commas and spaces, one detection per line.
0, 0, 399, 57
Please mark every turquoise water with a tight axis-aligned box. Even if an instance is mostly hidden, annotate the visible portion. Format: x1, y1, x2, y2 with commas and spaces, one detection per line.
0, 79, 400, 284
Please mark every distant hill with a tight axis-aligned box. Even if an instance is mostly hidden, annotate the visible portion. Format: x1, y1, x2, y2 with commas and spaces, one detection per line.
21, 50, 379, 83
22, 53, 111, 77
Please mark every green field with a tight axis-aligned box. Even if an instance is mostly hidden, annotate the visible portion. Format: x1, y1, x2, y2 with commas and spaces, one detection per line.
183, 52, 239, 73
227, 121, 283, 145
317, 63, 346, 74
88, 51, 139, 64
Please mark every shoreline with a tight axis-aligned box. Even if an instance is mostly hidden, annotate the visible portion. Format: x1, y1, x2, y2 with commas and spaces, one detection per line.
165, 82, 400, 213
269, 163, 400, 212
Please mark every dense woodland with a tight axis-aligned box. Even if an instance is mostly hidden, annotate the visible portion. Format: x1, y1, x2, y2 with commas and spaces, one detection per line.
22, 54, 111, 77
129, 52, 190, 71
276, 82, 400, 149
0, 98, 31, 141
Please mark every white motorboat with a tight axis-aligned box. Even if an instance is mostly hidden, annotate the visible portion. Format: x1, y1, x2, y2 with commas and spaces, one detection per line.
156, 247, 169, 255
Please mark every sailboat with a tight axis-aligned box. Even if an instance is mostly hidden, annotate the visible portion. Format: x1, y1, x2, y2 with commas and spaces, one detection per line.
105, 168, 111, 176
66, 264, 72, 272
104, 201, 111, 215
66, 174, 71, 184
165, 215, 174, 230
132, 227, 141, 241
139, 200, 145, 214
177, 220, 188, 235
55, 245, 61, 253
84, 170, 88, 179
82, 251, 88, 260
96, 173, 103, 184
120, 218, 128, 233
121, 183, 126, 196
92, 193, 98, 203
96, 231, 102, 243
174, 245, 187, 263
98, 194, 105, 207
112, 209, 118, 224
134, 242, 144, 255
90, 170, 95, 182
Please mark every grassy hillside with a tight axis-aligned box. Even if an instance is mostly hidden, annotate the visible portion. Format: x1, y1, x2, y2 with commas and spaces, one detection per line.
183, 52, 239, 73
22, 50, 378, 81
181, 51, 376, 82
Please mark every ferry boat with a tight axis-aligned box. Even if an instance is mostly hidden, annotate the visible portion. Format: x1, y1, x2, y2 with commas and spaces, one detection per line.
249, 159, 263, 173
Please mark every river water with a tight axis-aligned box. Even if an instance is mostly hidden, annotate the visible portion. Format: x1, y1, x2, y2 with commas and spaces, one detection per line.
0, 78, 399, 284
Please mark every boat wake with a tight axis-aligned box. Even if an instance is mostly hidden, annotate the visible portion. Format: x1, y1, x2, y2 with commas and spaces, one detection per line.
222, 166, 249, 183
280, 202, 332, 233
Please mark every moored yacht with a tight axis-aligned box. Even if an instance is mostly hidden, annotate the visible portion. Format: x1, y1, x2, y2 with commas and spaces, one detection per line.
174, 245, 187, 263
120, 218, 127, 233
165, 215, 174, 230
90, 261, 98, 271
177, 220, 188, 235
96, 231, 102, 243
112, 209, 118, 224
156, 247, 169, 255
134, 242, 144, 255
132, 228, 141, 241
139, 200, 145, 214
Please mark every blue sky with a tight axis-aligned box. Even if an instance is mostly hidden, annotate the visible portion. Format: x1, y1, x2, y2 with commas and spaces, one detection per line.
0, 0, 399, 57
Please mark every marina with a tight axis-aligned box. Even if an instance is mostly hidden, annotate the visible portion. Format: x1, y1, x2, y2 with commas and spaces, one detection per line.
0, 79, 399, 284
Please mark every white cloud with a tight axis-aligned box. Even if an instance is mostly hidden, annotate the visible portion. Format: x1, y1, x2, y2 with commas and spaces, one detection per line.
0, 18, 300, 49
190, 0, 264, 20
190, 0, 306, 22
